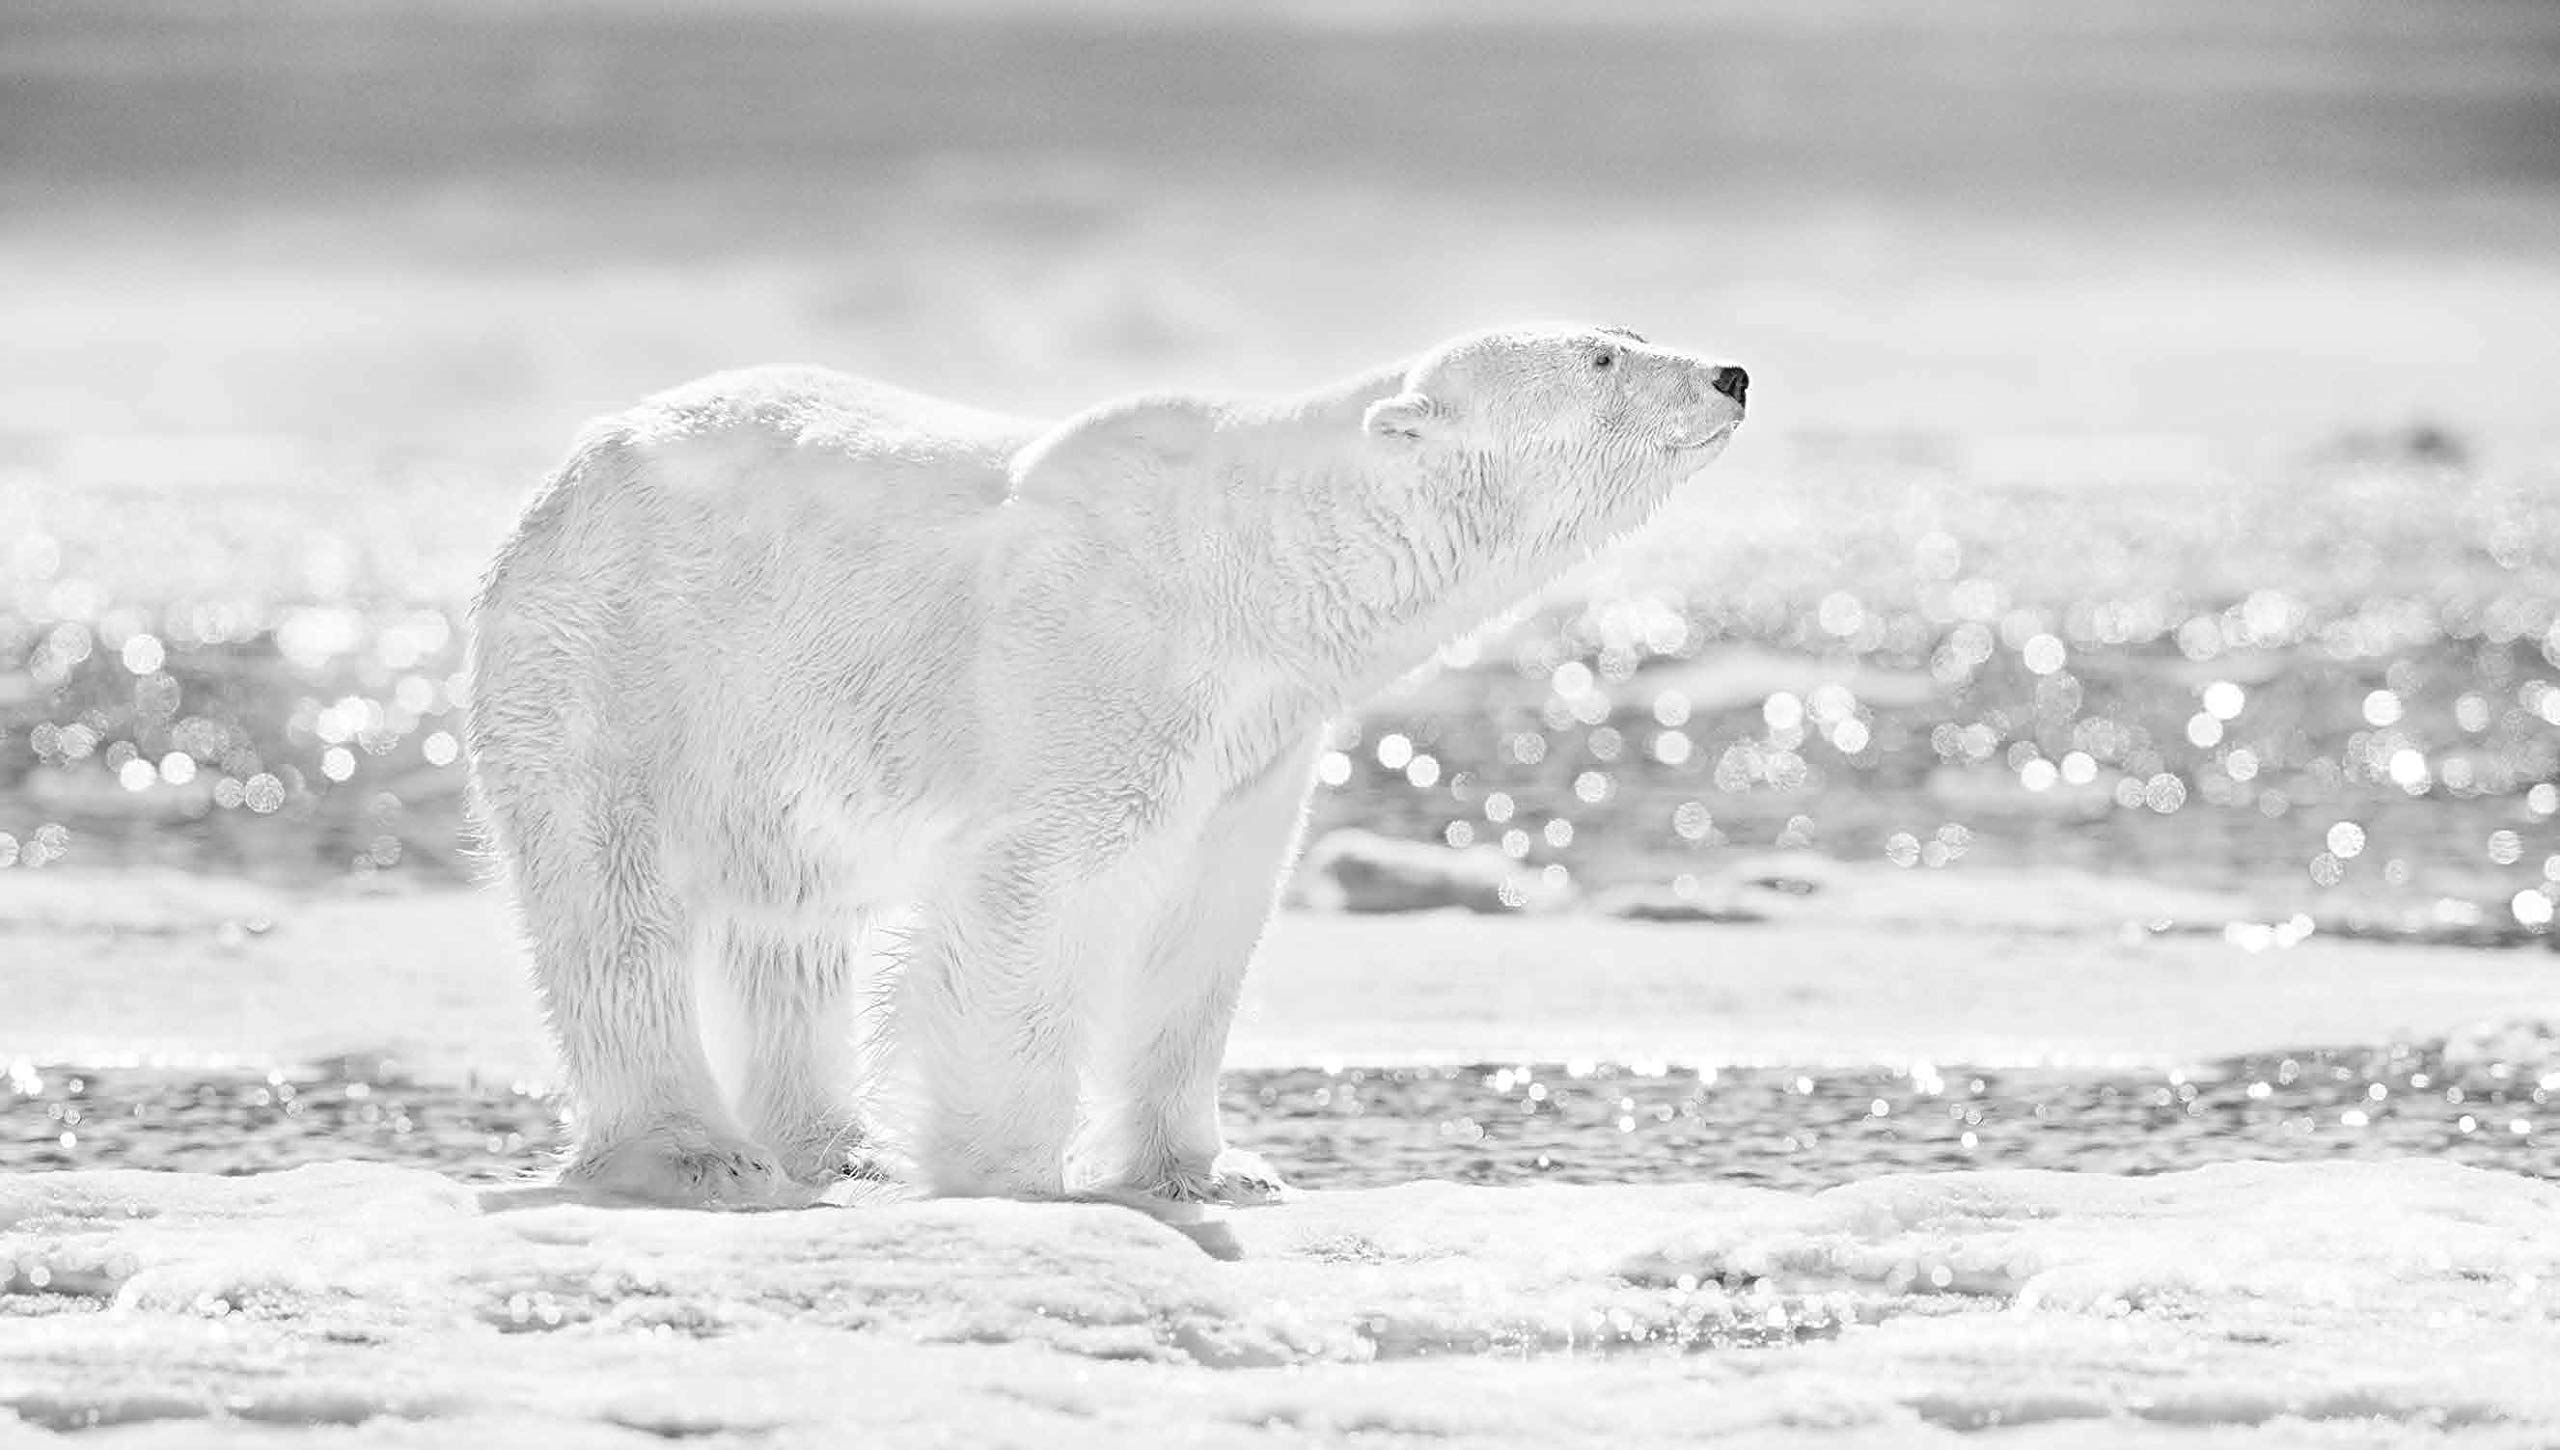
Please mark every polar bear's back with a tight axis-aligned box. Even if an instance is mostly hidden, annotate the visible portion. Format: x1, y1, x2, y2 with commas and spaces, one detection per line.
472, 365, 1052, 859
608, 365, 1046, 522
481, 363, 1046, 712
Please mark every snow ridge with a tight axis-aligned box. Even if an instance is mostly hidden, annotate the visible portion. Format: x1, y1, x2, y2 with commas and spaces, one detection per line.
4, 1160, 2558, 1445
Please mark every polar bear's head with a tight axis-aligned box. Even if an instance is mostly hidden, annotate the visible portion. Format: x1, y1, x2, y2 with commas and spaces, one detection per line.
1363, 324, 1746, 540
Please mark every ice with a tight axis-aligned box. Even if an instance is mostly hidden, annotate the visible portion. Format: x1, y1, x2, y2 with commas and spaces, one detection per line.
11, 881, 2558, 1082
4, 1159, 2556, 1445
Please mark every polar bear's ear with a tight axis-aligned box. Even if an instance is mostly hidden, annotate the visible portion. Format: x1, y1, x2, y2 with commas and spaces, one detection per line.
1363, 391, 1442, 441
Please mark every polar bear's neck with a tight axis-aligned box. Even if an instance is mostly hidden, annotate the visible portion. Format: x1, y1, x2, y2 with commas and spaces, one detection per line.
1199, 372, 1584, 708
1017, 366, 1627, 714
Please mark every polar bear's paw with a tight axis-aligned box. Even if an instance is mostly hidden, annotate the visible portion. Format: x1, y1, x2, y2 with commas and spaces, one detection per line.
1154, 1147, 1292, 1206
768, 1115, 874, 1186
568, 1121, 787, 1209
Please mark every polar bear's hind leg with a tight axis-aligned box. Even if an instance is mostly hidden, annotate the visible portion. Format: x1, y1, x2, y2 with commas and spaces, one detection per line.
484, 762, 783, 1204
470, 540, 783, 1205
718, 915, 870, 1184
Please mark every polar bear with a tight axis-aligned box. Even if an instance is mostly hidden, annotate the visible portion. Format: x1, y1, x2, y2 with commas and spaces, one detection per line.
466, 324, 1746, 1206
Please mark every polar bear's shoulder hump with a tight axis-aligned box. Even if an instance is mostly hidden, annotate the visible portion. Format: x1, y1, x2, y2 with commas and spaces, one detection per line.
1008, 393, 1223, 500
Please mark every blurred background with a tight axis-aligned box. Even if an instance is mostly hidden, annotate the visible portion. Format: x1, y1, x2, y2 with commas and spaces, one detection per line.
3, 0, 2557, 938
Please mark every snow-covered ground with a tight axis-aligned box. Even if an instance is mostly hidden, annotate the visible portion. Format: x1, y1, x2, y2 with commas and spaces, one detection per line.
8, 869, 2560, 1445
4, 1158, 2557, 1446
6, 869, 2555, 1081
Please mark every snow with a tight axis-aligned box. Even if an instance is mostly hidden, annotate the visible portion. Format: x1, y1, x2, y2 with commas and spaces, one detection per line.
10, 871, 2560, 1444
8, 873, 2556, 1082
4, 1160, 2557, 1446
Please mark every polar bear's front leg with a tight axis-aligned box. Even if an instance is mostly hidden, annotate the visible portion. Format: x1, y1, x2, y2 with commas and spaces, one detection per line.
901, 844, 1137, 1199
1105, 745, 1317, 1203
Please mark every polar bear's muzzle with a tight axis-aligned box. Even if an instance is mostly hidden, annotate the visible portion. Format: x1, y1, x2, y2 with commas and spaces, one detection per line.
1661, 358, 1747, 452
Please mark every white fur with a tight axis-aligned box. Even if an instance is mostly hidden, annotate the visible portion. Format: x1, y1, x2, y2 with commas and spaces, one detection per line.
465, 325, 1744, 1205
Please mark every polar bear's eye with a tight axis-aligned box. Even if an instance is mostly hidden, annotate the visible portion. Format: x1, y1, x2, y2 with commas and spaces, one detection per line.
1592, 350, 1616, 371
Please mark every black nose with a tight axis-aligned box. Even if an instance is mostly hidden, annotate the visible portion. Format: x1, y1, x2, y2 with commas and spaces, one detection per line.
1709, 365, 1748, 405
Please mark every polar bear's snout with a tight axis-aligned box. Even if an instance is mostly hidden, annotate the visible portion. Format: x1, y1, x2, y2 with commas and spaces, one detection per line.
1660, 355, 1748, 452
